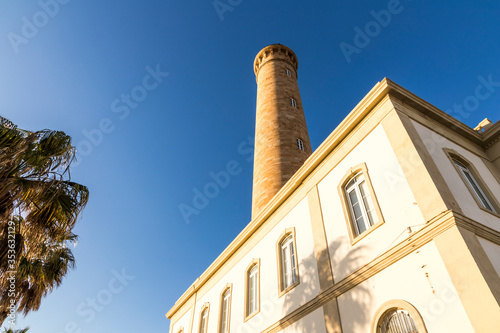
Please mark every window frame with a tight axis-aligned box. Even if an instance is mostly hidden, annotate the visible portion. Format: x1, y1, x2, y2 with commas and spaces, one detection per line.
276, 228, 300, 297
371, 299, 428, 333
244, 259, 260, 321
338, 163, 385, 245
198, 303, 210, 333
218, 284, 232, 333
297, 138, 304, 151
444, 148, 500, 216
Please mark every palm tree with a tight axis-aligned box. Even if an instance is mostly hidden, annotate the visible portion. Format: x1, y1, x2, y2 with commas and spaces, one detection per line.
2, 327, 30, 333
0, 117, 89, 325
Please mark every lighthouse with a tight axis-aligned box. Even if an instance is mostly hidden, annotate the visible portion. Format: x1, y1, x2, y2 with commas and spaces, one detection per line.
252, 44, 312, 219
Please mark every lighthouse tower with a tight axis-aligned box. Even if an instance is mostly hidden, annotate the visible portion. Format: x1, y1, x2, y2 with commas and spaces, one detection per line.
252, 44, 312, 219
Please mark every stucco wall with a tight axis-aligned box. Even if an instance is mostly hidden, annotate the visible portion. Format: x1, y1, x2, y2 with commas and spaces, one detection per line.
337, 241, 473, 332
171, 197, 321, 333
412, 120, 500, 232
282, 307, 326, 333
318, 124, 425, 282
478, 236, 500, 278
171, 307, 192, 333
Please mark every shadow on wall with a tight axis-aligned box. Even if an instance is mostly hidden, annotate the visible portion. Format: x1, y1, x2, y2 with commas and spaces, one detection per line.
281, 237, 371, 332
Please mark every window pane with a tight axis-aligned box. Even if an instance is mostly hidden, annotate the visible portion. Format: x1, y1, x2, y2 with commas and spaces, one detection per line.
348, 189, 367, 234
281, 236, 296, 289
462, 169, 494, 211
283, 244, 291, 287
359, 180, 378, 225
290, 241, 297, 284
200, 309, 207, 333
220, 290, 230, 333
380, 309, 418, 333
248, 266, 258, 315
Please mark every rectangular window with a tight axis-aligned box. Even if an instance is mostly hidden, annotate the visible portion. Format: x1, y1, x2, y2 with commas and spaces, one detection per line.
290, 98, 297, 107
247, 265, 258, 316
199, 308, 208, 333
281, 235, 297, 289
220, 289, 231, 333
346, 173, 378, 236
339, 163, 385, 244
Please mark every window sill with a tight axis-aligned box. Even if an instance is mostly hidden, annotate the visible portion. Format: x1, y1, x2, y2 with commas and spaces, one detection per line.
278, 280, 300, 298
478, 205, 500, 219
244, 309, 260, 323
350, 219, 385, 246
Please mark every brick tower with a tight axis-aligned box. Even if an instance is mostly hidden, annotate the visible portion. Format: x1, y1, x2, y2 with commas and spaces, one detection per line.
252, 44, 312, 219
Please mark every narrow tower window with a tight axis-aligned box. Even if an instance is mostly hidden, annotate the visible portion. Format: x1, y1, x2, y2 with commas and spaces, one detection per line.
297, 139, 304, 151
286, 69, 292, 77
290, 98, 297, 107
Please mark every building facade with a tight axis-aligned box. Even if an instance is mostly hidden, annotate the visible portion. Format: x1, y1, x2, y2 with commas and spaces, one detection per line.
166, 45, 500, 332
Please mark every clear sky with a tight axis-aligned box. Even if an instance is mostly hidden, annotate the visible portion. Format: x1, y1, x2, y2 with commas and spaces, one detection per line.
1, 0, 499, 332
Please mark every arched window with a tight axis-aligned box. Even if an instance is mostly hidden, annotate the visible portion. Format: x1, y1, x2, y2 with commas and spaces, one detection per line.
345, 172, 378, 235
290, 98, 297, 107
338, 163, 385, 244
219, 286, 232, 333
281, 235, 296, 288
276, 228, 299, 296
453, 159, 495, 211
198, 303, 209, 333
378, 309, 418, 333
245, 260, 260, 319
371, 300, 427, 333
444, 149, 500, 216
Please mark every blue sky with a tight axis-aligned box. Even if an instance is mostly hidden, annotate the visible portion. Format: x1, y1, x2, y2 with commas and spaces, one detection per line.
1, 0, 499, 331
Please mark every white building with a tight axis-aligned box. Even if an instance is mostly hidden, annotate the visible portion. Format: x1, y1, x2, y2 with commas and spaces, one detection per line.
166, 45, 500, 333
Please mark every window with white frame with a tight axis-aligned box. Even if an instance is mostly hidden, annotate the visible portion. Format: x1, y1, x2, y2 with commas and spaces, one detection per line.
297, 138, 304, 151
219, 288, 231, 333
453, 159, 496, 213
247, 265, 259, 316
286, 69, 292, 77
377, 309, 419, 333
345, 172, 378, 235
290, 98, 297, 107
199, 307, 208, 333
280, 235, 297, 290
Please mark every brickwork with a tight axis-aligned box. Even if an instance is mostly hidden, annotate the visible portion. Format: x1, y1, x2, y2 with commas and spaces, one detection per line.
252, 45, 312, 219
